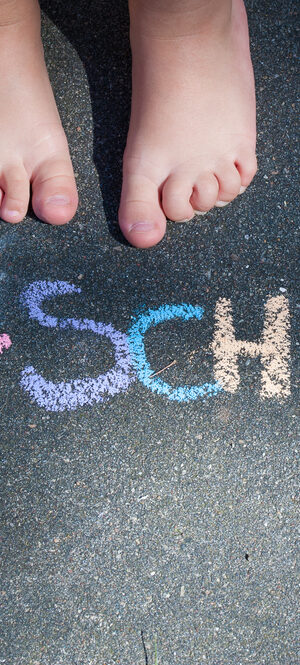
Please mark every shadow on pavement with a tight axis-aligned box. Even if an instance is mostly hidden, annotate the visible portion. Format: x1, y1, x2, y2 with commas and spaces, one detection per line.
40, 0, 131, 243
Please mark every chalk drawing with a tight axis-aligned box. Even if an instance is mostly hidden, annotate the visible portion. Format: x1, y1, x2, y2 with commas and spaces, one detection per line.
17, 282, 292, 410
127, 303, 222, 402
212, 296, 291, 398
20, 281, 135, 411
0, 333, 11, 355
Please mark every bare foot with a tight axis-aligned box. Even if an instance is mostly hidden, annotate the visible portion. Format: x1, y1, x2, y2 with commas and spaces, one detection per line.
119, 0, 257, 248
0, 0, 78, 225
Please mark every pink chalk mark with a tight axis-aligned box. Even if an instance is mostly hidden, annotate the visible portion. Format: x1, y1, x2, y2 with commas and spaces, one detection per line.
0, 334, 12, 354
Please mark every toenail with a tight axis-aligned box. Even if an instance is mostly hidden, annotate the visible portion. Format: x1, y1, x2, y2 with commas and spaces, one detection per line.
176, 216, 194, 223
194, 210, 207, 216
46, 195, 71, 206
5, 210, 21, 221
215, 200, 229, 207
128, 221, 156, 232
239, 186, 246, 194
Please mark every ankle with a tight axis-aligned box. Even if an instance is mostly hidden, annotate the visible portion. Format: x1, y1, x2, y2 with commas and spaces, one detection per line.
0, 0, 40, 29
0, 0, 42, 64
129, 0, 233, 40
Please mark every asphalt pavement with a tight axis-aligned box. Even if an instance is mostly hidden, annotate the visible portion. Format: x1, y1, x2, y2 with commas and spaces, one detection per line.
0, 1, 299, 663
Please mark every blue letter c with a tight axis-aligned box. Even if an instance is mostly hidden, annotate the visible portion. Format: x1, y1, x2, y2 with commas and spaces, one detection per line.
127, 303, 222, 402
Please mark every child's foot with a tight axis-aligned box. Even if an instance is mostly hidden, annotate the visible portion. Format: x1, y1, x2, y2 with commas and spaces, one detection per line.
0, 0, 78, 225
119, 0, 257, 248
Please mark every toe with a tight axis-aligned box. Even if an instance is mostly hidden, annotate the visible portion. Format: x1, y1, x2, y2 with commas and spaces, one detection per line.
31, 156, 78, 225
215, 162, 242, 206
190, 173, 219, 213
0, 165, 30, 223
119, 173, 166, 248
162, 175, 194, 222
235, 149, 258, 189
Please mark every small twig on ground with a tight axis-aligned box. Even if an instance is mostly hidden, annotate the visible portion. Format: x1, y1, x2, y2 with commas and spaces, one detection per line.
154, 634, 159, 665
141, 630, 149, 665
149, 359, 177, 378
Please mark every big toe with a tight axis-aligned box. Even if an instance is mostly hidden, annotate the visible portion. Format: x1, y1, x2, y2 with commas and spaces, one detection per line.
32, 156, 78, 225
118, 174, 166, 248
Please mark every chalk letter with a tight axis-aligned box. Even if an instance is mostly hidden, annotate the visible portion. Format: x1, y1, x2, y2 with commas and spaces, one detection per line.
127, 303, 221, 402
212, 296, 291, 398
0, 334, 11, 355
20, 281, 135, 411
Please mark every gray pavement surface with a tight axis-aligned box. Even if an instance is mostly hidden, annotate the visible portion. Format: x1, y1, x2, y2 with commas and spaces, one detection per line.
0, 1, 299, 663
